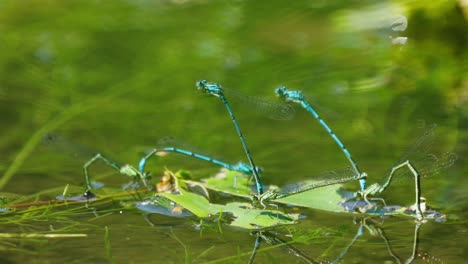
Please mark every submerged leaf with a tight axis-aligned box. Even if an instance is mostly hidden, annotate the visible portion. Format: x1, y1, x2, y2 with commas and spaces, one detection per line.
222, 202, 300, 229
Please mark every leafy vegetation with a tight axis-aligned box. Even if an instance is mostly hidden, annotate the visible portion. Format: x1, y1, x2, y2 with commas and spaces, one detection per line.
0, 0, 465, 262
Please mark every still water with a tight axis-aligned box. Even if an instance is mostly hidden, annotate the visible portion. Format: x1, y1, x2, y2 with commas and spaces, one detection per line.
0, 0, 467, 263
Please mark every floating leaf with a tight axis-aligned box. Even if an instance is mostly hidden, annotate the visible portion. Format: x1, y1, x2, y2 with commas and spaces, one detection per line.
200, 169, 251, 198
136, 196, 193, 218
153, 189, 299, 229
274, 184, 347, 212
157, 189, 223, 218
198, 170, 353, 213
153, 170, 445, 223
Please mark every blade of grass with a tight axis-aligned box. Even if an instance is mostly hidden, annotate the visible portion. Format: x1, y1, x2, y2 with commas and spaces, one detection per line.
0, 72, 157, 190
104, 226, 115, 264
170, 228, 191, 264
0, 233, 87, 238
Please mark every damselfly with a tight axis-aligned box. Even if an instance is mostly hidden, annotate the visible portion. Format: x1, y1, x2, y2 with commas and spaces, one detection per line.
196, 80, 276, 195
138, 139, 262, 176
276, 87, 367, 192
274, 87, 457, 221
43, 133, 256, 194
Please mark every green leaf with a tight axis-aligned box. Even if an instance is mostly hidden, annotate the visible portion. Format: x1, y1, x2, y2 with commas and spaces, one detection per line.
222, 202, 299, 229
157, 189, 223, 218
274, 184, 347, 212
200, 169, 251, 198
199, 170, 348, 212
155, 189, 299, 229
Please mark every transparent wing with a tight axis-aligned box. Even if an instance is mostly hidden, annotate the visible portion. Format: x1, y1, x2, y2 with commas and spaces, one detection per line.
42, 132, 98, 161
383, 124, 457, 184
223, 87, 295, 120
390, 152, 457, 185
41, 132, 125, 170
279, 166, 359, 196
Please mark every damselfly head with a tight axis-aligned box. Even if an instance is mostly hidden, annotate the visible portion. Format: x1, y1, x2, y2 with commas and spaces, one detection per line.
42, 132, 60, 145
196, 80, 207, 90
275, 86, 299, 102
250, 193, 260, 206
196, 80, 223, 96
82, 189, 96, 200
274, 86, 287, 98
275, 86, 304, 103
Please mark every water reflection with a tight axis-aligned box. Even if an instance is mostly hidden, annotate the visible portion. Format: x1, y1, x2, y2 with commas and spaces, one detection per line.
0, 0, 464, 263
248, 218, 439, 264
249, 230, 316, 264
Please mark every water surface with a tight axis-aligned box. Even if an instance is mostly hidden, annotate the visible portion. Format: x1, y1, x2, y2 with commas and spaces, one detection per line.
0, 0, 466, 263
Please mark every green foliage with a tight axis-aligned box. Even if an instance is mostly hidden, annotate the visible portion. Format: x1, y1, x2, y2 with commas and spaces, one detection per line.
274, 184, 347, 212
201, 169, 252, 198
0, 0, 465, 262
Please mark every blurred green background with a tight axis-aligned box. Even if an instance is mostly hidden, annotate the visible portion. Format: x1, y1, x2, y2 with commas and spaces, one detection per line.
0, 0, 466, 263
